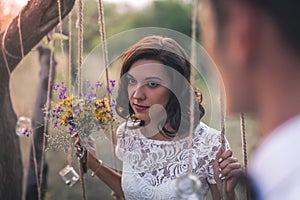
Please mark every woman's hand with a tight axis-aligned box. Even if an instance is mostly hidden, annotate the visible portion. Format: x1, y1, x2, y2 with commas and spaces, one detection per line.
74, 135, 100, 172
213, 148, 243, 195
74, 134, 124, 197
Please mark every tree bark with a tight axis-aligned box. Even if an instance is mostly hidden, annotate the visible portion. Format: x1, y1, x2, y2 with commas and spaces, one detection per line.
25, 44, 56, 200
0, 0, 75, 199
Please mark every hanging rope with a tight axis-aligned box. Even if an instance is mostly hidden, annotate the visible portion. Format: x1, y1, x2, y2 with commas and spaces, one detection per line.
1, 8, 24, 72
67, 10, 74, 167
190, 0, 197, 65
57, 0, 64, 53
38, 34, 55, 200
57, 0, 67, 83
220, 81, 228, 200
31, 133, 42, 199
240, 113, 248, 172
220, 88, 226, 153
18, 9, 25, 58
240, 112, 248, 199
1, 37, 11, 76
57, 0, 73, 167
1, 6, 25, 65
68, 12, 73, 92
1, 7, 27, 114
1, 20, 14, 76
187, 0, 198, 173
1, 24, 21, 61
77, 0, 87, 200
77, 0, 83, 95
97, 0, 119, 173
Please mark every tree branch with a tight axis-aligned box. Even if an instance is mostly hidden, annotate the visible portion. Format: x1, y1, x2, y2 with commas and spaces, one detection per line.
0, 0, 75, 75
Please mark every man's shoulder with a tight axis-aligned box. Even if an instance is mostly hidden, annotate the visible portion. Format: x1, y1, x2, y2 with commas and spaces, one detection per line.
249, 114, 300, 199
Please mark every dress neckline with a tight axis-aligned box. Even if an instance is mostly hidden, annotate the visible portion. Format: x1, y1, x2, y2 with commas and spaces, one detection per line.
136, 127, 192, 144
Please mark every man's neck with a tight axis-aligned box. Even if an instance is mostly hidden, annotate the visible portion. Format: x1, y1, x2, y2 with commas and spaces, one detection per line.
258, 65, 300, 139
259, 99, 300, 139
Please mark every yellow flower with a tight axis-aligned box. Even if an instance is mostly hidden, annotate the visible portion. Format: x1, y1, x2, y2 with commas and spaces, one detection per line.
60, 114, 68, 126
103, 97, 109, 103
102, 117, 108, 123
63, 95, 74, 107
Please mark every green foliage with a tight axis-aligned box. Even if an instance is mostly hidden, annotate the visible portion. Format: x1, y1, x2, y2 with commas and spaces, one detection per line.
129, 0, 193, 36
41, 33, 69, 51
52, 33, 69, 41
67, 0, 194, 53
77, 1, 138, 53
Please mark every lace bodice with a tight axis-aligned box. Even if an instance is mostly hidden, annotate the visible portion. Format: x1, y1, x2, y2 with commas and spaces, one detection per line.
116, 122, 230, 199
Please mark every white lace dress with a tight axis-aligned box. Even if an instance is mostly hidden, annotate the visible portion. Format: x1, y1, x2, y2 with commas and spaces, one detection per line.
116, 122, 230, 200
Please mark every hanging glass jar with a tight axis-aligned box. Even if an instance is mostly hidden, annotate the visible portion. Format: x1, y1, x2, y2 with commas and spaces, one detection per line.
59, 165, 79, 187
176, 173, 204, 200
15, 116, 32, 137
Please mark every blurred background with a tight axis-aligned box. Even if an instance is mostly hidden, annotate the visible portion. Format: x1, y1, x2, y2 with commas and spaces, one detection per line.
1, 0, 259, 199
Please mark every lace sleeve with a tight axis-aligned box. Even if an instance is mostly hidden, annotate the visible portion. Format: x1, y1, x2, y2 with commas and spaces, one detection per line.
206, 126, 230, 185
115, 122, 126, 161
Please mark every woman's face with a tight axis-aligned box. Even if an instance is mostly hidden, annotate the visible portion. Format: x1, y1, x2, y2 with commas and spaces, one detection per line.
126, 59, 171, 125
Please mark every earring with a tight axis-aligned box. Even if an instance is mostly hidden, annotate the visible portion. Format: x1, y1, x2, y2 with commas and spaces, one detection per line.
126, 114, 143, 129
194, 87, 203, 104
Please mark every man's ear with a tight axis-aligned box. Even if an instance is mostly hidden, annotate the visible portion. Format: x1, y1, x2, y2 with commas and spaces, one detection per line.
224, 2, 260, 68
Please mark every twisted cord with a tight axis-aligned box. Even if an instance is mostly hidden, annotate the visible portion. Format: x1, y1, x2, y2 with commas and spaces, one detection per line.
97, 0, 119, 173
38, 42, 54, 200
220, 81, 228, 200
187, 0, 198, 173
57, 0, 67, 82
240, 113, 248, 171
67, 11, 73, 167
18, 9, 25, 58
77, 1, 87, 199
77, 0, 83, 95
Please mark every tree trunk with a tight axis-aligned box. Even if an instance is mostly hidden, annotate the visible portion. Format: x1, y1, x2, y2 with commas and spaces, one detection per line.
25, 44, 56, 200
0, 0, 75, 199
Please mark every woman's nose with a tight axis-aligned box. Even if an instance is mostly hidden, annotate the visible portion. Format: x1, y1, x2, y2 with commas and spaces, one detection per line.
132, 85, 145, 100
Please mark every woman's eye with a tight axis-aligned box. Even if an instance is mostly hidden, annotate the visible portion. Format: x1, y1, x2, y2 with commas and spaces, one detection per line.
128, 78, 137, 85
148, 81, 159, 88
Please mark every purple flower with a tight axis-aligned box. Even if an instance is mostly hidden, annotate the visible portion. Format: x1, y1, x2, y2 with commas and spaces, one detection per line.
23, 128, 28, 135
110, 80, 116, 88
59, 86, 67, 100
87, 80, 91, 88
95, 81, 102, 88
54, 122, 58, 128
69, 127, 74, 134
87, 91, 96, 100
106, 86, 111, 94
56, 106, 61, 113
59, 94, 65, 100
110, 99, 116, 107
52, 84, 60, 91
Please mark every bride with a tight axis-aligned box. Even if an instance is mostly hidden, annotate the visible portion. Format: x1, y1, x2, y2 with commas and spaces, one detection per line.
76, 35, 242, 200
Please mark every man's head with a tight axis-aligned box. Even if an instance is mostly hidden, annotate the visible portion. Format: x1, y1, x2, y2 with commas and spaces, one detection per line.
199, 0, 300, 113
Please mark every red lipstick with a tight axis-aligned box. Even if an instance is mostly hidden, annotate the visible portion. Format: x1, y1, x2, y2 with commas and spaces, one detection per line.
133, 104, 149, 112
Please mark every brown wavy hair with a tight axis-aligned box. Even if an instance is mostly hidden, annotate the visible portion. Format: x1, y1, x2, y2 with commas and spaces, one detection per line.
116, 35, 205, 137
